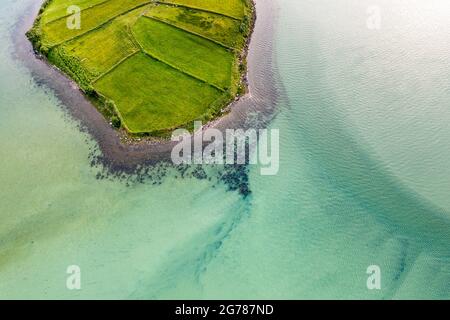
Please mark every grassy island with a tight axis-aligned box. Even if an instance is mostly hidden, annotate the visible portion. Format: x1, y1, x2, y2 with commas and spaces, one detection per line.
27, 0, 255, 135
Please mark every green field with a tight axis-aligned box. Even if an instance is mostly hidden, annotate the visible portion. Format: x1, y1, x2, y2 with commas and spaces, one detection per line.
132, 16, 234, 89
63, 8, 145, 77
145, 3, 243, 48
95, 53, 223, 132
28, 0, 254, 134
41, 0, 151, 46
40, 0, 108, 24
161, 0, 247, 19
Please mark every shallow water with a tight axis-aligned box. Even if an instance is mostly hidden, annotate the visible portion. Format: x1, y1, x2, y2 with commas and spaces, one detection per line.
0, 0, 449, 299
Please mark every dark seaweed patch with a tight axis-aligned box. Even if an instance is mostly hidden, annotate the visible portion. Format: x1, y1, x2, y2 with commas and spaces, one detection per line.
88, 144, 252, 197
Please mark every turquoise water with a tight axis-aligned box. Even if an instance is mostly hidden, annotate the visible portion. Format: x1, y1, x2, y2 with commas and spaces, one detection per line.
0, 0, 449, 299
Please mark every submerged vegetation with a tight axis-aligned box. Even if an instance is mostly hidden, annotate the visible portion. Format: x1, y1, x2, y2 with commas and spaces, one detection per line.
27, 0, 255, 135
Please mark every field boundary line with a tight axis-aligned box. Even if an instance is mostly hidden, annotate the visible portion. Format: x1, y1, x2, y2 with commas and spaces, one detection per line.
142, 15, 235, 50
95, 87, 226, 135
47, 1, 153, 48
43, 0, 112, 25
91, 21, 143, 83
95, 91, 133, 133
140, 48, 225, 92
126, 21, 143, 49
95, 78, 230, 135
156, 1, 242, 20
131, 26, 226, 92
91, 50, 140, 84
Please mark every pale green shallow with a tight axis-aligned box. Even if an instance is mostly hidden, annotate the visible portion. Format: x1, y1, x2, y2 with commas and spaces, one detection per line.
0, 0, 449, 299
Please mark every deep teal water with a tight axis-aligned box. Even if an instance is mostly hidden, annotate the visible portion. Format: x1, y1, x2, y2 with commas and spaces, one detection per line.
0, 0, 449, 299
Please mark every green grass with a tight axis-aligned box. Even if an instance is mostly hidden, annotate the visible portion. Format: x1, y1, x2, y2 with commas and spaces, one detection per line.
132, 16, 234, 90
145, 3, 243, 48
94, 53, 223, 133
40, 0, 107, 24
62, 7, 147, 77
41, 0, 151, 46
29, 0, 254, 134
160, 0, 246, 19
